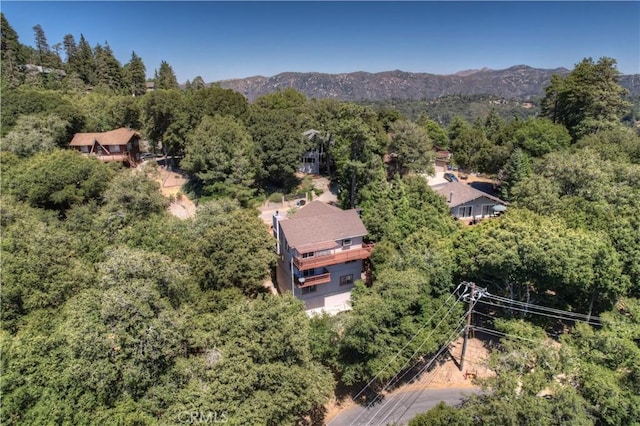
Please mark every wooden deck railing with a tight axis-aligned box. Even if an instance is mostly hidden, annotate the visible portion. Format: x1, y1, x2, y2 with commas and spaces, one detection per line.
293, 243, 374, 271
296, 270, 331, 288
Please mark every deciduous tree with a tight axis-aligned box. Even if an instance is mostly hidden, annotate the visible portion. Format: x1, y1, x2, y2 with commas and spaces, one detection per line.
2, 114, 70, 157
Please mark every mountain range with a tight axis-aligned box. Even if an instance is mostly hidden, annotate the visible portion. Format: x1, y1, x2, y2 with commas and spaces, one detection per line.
216, 65, 640, 102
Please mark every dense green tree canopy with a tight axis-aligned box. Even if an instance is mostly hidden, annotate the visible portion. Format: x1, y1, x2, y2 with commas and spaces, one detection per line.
2, 113, 70, 157
182, 114, 259, 203
1, 13, 24, 87
387, 119, 434, 176
1, 17, 639, 423
246, 92, 310, 190
5, 149, 114, 212
455, 208, 625, 316
541, 57, 631, 139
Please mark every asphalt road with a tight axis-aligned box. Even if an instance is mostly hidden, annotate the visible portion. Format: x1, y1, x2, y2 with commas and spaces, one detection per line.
326, 387, 480, 426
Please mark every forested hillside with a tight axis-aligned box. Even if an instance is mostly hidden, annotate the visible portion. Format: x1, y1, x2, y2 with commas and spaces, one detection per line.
216, 67, 640, 102
2, 13, 640, 426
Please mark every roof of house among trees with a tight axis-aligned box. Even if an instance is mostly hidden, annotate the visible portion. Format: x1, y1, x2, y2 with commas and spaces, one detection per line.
279, 200, 368, 250
69, 128, 139, 146
432, 181, 504, 207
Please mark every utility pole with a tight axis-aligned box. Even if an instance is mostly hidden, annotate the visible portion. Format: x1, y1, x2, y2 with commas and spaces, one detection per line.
460, 282, 475, 372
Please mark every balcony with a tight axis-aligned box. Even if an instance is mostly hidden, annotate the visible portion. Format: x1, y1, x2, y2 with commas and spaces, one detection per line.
295, 269, 331, 288
293, 243, 374, 271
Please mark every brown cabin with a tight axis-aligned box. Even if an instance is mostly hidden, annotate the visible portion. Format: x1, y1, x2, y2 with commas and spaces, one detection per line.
69, 128, 141, 167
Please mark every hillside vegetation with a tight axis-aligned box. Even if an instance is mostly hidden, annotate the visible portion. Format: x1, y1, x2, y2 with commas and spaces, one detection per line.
2, 13, 640, 426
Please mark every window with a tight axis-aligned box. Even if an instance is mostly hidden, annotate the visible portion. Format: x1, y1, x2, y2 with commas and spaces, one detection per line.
340, 274, 354, 286
81, 146, 89, 153
111, 145, 121, 153
317, 249, 332, 257
301, 285, 317, 295
459, 206, 472, 218
302, 269, 315, 277
481, 205, 493, 217
302, 252, 315, 258
342, 238, 352, 247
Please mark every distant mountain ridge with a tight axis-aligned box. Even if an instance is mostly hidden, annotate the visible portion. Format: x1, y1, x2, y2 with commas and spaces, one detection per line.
215, 65, 640, 102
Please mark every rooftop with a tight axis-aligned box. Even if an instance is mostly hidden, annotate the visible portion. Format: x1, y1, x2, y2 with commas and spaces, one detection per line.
432, 181, 504, 207
69, 128, 140, 147
278, 200, 368, 249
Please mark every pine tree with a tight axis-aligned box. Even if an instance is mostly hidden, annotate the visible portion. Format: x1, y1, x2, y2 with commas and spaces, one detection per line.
123, 51, 147, 96
94, 42, 124, 92
154, 60, 179, 89
499, 148, 531, 201
74, 34, 96, 86
62, 34, 77, 64
541, 57, 630, 140
1, 13, 24, 87
32, 24, 49, 67
190, 75, 206, 90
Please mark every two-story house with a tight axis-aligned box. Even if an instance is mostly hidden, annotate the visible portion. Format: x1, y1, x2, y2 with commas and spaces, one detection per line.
273, 201, 373, 314
69, 127, 141, 167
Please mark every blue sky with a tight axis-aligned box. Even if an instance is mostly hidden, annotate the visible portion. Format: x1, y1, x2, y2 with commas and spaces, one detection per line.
2, 1, 639, 83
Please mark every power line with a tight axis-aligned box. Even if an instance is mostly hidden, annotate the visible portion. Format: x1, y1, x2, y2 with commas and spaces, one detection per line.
361, 284, 482, 425
372, 322, 469, 426
363, 290, 483, 426
477, 299, 602, 326
336, 282, 605, 425
348, 301, 467, 426
327, 284, 463, 426
481, 292, 604, 323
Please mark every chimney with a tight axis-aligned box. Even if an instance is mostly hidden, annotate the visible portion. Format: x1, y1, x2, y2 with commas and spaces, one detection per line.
449, 192, 453, 203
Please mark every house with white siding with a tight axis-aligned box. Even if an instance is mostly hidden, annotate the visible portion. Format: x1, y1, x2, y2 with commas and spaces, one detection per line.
433, 181, 506, 221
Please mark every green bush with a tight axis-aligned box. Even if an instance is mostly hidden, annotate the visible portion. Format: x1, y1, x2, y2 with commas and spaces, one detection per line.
268, 192, 284, 203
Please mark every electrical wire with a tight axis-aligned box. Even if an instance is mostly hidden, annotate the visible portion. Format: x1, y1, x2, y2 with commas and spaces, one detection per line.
481, 292, 604, 323
327, 284, 463, 426
476, 299, 602, 326
364, 296, 481, 426
372, 322, 469, 426
348, 302, 467, 426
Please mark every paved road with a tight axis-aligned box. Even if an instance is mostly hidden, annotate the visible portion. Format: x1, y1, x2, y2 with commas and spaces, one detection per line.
327, 388, 480, 426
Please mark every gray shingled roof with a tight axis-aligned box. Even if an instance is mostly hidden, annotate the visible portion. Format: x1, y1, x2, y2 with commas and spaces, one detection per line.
432, 182, 504, 207
279, 200, 368, 249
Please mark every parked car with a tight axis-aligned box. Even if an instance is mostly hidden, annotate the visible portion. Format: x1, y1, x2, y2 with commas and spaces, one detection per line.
444, 172, 459, 182
140, 152, 162, 161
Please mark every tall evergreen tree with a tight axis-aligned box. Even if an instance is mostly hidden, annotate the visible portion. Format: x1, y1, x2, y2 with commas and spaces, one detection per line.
123, 51, 147, 96
154, 60, 179, 89
62, 34, 77, 64
94, 42, 124, 92
74, 34, 96, 86
32, 24, 49, 67
190, 75, 206, 90
541, 57, 630, 140
1, 13, 24, 87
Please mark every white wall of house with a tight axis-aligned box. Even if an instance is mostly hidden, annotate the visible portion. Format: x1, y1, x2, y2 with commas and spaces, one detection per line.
452, 196, 501, 219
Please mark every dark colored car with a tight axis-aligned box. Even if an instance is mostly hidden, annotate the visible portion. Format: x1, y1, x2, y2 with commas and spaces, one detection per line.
444, 172, 459, 182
